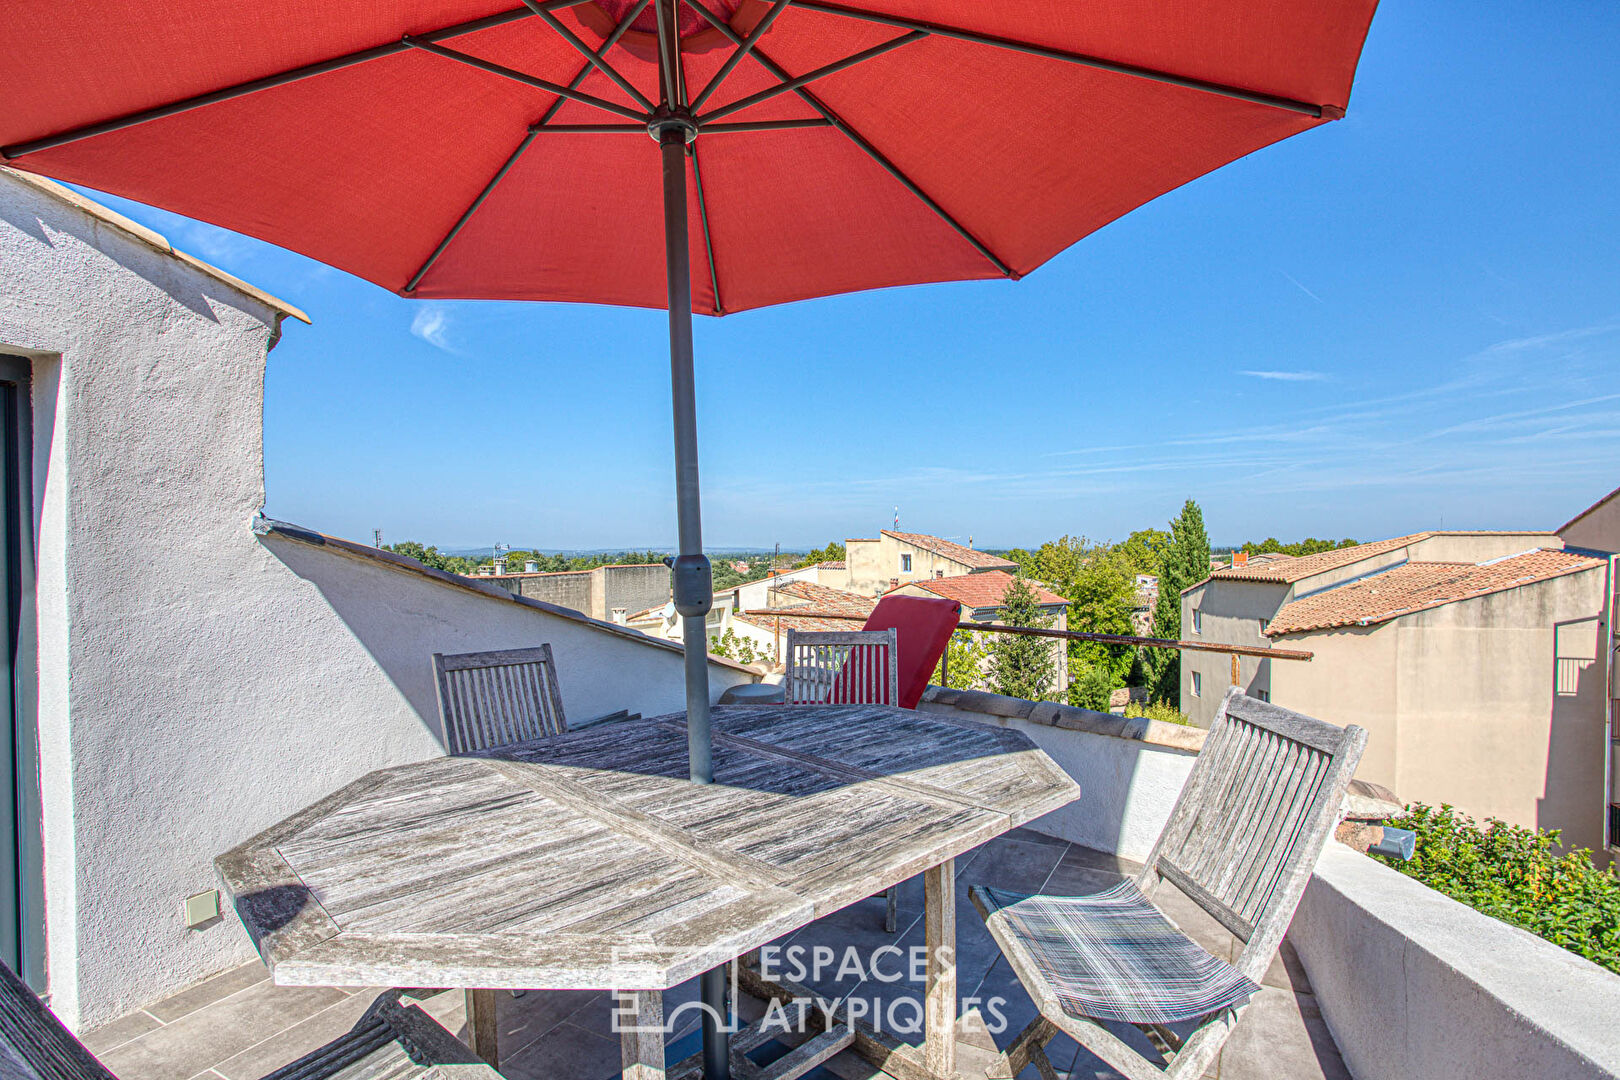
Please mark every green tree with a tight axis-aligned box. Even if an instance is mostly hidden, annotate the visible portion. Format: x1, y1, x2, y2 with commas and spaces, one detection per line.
1062, 545, 1136, 687
932, 630, 991, 690
387, 541, 478, 576
1117, 528, 1171, 577
1146, 499, 1210, 704
986, 576, 1057, 702
793, 541, 847, 569
709, 628, 770, 665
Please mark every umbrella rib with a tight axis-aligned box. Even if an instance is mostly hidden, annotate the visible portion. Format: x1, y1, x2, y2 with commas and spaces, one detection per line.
698, 30, 926, 123
404, 0, 652, 294
522, 0, 658, 113
0, 0, 596, 160
788, 0, 1330, 118
689, 0, 794, 113
683, 0, 1014, 278
403, 38, 649, 122
691, 145, 724, 314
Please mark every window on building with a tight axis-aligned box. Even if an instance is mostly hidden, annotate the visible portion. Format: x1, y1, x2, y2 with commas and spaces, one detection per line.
1191, 671, 1202, 697
1254, 688, 1270, 703
1191, 609, 1202, 634
901, 554, 912, 573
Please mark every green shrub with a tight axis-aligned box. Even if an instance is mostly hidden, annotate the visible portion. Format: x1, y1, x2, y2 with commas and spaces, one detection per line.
1067, 662, 1116, 712
1123, 700, 1195, 727
1377, 803, 1620, 976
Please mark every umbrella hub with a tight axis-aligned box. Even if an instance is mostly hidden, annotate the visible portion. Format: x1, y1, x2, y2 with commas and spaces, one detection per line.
648, 107, 698, 145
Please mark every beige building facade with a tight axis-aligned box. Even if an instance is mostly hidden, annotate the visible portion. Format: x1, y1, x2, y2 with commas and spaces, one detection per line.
845, 530, 1016, 595
1179, 531, 1559, 727
1267, 556, 1609, 853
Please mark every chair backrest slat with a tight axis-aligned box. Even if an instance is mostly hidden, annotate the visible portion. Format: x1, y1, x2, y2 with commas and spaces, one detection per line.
1139, 687, 1366, 983
0, 960, 117, 1080
784, 629, 899, 706
432, 644, 568, 754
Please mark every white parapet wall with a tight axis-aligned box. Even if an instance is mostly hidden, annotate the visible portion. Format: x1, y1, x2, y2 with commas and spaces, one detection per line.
915, 687, 1203, 861
1292, 842, 1620, 1080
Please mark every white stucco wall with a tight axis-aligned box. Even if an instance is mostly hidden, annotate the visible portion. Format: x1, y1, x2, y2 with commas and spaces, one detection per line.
1292, 843, 1620, 1080
0, 170, 752, 1028
914, 691, 1201, 861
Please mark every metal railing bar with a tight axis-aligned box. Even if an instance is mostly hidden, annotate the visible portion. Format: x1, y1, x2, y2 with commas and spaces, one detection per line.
788, 0, 1329, 118
1, 0, 595, 160
736, 608, 1313, 660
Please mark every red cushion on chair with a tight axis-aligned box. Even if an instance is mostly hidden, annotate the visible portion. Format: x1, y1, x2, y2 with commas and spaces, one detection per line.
862, 595, 961, 709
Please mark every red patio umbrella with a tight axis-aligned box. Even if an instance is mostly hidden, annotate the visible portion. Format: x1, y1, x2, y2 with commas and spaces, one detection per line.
1, 2, 1376, 1069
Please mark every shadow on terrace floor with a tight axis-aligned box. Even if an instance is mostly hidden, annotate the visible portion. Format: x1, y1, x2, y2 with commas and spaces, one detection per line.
82, 830, 1346, 1080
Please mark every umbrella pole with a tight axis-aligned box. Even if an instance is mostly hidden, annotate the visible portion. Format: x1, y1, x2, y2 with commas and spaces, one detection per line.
660, 121, 731, 1080
659, 125, 714, 787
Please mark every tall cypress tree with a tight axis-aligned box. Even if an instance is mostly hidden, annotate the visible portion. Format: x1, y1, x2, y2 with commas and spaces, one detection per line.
1146, 499, 1211, 704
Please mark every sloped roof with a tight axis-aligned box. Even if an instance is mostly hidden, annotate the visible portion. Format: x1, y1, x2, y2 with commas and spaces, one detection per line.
1265, 549, 1604, 636
899, 570, 1067, 609
769, 580, 875, 616
1560, 484, 1620, 534
882, 531, 1017, 570
734, 609, 866, 634
1205, 535, 1424, 585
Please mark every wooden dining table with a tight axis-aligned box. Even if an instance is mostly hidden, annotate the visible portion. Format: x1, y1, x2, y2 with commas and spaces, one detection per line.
217, 703, 1080, 1080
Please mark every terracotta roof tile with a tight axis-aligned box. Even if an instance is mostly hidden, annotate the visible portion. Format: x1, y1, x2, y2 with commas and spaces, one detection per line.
1205, 535, 1427, 585
883, 531, 1017, 570
734, 610, 866, 633
768, 580, 876, 616
1265, 549, 1604, 635
898, 570, 1067, 609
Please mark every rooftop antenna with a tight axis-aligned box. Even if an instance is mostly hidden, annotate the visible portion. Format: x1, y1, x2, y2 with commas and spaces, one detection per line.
893, 506, 899, 530
373, 528, 383, 549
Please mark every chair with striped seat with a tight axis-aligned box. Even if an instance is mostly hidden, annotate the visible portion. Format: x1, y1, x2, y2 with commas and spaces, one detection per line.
972, 688, 1366, 1080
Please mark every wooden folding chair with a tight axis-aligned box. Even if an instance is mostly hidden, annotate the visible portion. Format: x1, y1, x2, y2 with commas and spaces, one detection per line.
432, 644, 568, 755
783, 628, 898, 706
0, 960, 500, 1080
972, 688, 1366, 1079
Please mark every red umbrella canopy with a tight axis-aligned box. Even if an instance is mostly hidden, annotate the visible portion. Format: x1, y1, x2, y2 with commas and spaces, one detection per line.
1, 0, 1377, 315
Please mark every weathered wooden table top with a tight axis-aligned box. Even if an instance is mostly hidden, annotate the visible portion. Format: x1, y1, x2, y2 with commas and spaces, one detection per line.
217, 704, 1080, 991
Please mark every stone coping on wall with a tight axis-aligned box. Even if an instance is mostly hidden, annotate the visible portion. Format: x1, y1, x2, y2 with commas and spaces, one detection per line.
918, 686, 1206, 752
3, 167, 311, 326
254, 515, 761, 677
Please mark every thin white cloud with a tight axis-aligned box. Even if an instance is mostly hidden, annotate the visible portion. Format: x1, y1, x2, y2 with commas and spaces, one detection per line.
1477, 322, 1620, 355
1238, 370, 1328, 382
410, 305, 454, 352
1280, 271, 1324, 304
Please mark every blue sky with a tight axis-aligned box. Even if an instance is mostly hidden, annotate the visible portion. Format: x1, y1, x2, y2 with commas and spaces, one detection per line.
73, 2, 1620, 551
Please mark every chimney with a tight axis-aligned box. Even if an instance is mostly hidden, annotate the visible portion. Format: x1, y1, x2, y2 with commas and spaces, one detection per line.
492, 557, 507, 575
935, 569, 945, 579
610, 608, 628, 625
889, 577, 900, 591
525, 559, 539, 573
1233, 551, 1249, 568
968, 535, 974, 549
